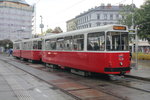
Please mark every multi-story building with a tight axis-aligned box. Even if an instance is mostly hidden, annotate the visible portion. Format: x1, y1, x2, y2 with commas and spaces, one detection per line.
0, 0, 34, 41
66, 4, 124, 31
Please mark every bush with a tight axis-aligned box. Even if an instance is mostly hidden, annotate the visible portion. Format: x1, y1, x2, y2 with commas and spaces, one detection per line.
132, 53, 150, 60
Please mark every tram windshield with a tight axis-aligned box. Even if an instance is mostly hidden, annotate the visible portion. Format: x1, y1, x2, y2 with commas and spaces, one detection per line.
106, 32, 129, 51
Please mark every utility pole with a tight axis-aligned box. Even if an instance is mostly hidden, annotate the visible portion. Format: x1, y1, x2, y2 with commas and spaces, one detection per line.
40, 15, 44, 35
131, 0, 138, 69
131, 0, 134, 28
40, 16, 43, 33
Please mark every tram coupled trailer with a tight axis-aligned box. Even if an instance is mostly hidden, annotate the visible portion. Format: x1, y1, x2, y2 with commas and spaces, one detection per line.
42, 25, 131, 75
20, 38, 43, 62
13, 40, 22, 58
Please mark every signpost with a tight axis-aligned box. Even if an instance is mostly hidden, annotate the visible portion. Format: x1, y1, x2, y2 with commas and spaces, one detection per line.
129, 28, 138, 70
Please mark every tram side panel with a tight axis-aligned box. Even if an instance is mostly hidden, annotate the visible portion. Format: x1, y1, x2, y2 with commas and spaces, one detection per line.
42, 51, 106, 73
13, 50, 21, 58
21, 50, 42, 61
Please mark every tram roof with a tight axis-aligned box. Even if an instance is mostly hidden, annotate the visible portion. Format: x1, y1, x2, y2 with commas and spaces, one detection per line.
44, 24, 128, 39
14, 24, 128, 43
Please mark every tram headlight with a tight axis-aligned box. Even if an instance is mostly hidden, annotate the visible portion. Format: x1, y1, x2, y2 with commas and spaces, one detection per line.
120, 62, 123, 66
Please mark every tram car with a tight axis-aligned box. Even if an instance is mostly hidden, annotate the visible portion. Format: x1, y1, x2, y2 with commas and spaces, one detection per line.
13, 40, 22, 58
13, 25, 131, 75
13, 38, 43, 62
42, 25, 131, 75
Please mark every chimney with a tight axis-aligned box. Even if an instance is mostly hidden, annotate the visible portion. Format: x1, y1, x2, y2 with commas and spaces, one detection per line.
119, 4, 123, 8
107, 3, 111, 8
101, 3, 105, 9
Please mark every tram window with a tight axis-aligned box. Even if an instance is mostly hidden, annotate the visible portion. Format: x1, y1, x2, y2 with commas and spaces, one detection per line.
56, 38, 64, 50
51, 41, 56, 50
38, 41, 42, 50
14, 43, 20, 50
27, 42, 32, 50
45, 39, 51, 50
106, 32, 129, 51
45, 39, 56, 50
87, 32, 105, 51
22, 42, 27, 50
64, 36, 73, 50
33, 41, 38, 50
73, 35, 84, 51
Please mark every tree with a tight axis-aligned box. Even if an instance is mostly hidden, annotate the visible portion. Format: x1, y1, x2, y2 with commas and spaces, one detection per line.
52, 27, 63, 33
119, 4, 137, 28
45, 27, 63, 34
0, 39, 13, 49
119, 4, 138, 42
120, 2, 150, 42
136, 0, 150, 42
46, 28, 53, 33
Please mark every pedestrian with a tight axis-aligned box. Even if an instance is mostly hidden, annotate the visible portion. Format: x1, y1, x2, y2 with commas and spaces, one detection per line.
94, 42, 99, 50
8, 49, 13, 56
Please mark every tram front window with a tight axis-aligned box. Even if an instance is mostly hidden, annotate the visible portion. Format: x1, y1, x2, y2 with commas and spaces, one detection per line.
106, 32, 129, 51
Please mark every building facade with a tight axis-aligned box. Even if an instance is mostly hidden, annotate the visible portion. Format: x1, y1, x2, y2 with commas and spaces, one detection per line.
0, 0, 34, 41
66, 4, 124, 31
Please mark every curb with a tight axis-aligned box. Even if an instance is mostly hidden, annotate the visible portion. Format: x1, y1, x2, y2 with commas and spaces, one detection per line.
125, 74, 150, 82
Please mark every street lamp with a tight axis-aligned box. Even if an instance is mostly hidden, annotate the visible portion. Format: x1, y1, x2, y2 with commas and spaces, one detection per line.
130, 0, 138, 70
40, 15, 44, 34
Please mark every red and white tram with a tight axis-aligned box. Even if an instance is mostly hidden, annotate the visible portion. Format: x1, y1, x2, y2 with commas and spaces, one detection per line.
42, 25, 131, 75
13, 25, 131, 75
13, 40, 22, 58
13, 38, 42, 62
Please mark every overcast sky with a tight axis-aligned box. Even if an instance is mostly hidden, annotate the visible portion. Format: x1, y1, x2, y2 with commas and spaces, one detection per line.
25, 0, 145, 33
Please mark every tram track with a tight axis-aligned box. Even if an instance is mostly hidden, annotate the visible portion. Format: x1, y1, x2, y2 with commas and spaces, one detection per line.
64, 74, 150, 99
1, 57, 150, 100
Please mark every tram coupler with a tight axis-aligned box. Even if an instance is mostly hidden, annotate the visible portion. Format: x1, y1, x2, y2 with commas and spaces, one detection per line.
119, 71, 125, 76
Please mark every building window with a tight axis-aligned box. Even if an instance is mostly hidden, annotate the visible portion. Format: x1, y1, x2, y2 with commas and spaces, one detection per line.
104, 14, 107, 20
97, 14, 100, 20
89, 15, 91, 20
110, 22, 114, 24
103, 22, 107, 25
110, 14, 113, 20
116, 14, 119, 19
96, 22, 101, 26
89, 23, 91, 27
87, 16, 88, 21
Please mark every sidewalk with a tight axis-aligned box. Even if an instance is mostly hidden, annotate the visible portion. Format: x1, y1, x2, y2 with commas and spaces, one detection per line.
0, 55, 75, 100
126, 60, 150, 81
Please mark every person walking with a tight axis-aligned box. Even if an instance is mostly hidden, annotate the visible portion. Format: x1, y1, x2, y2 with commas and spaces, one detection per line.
8, 49, 13, 56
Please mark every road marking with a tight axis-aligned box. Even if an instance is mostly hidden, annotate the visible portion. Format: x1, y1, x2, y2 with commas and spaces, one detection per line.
35, 88, 42, 93
43, 94, 48, 98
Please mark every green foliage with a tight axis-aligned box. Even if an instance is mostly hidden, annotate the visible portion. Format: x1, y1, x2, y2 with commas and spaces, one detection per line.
119, 4, 137, 28
0, 39, 13, 49
53, 27, 63, 33
45, 27, 63, 34
136, 0, 150, 42
46, 28, 53, 33
120, 2, 150, 43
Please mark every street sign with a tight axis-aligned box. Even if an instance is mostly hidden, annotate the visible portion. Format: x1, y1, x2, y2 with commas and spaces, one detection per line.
129, 29, 136, 34
40, 24, 44, 28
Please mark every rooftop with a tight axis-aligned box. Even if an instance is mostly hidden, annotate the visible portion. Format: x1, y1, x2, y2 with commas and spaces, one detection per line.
76, 4, 124, 18
0, 0, 29, 5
